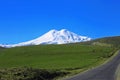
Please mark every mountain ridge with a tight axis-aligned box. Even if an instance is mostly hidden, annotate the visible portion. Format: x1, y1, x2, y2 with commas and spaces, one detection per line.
0, 29, 91, 48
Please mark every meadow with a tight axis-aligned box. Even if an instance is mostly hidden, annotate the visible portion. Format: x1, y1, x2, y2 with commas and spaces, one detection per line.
0, 44, 114, 69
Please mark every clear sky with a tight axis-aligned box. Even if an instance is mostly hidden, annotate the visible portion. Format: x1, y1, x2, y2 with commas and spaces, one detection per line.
0, 0, 120, 44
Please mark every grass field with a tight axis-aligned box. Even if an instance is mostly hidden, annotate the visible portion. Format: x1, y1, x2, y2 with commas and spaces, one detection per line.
0, 36, 120, 80
0, 44, 114, 69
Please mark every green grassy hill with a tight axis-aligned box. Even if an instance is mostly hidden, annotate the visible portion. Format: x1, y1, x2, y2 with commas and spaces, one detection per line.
80, 36, 120, 47
0, 44, 114, 80
0, 44, 114, 69
0, 36, 119, 80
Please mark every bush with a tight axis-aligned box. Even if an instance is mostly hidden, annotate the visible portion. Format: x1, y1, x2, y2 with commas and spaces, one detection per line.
0, 67, 68, 80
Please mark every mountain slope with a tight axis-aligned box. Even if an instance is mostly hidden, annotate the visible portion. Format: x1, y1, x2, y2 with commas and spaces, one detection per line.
80, 36, 120, 47
0, 29, 91, 48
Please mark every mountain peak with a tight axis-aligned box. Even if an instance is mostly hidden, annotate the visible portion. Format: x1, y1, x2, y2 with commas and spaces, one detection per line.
60, 29, 68, 32
0, 29, 91, 48
50, 29, 58, 31
49, 29, 68, 33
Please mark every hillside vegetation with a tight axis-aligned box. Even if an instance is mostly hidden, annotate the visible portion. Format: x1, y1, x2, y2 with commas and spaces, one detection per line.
0, 44, 115, 80
0, 67, 67, 80
0, 44, 114, 69
80, 36, 120, 47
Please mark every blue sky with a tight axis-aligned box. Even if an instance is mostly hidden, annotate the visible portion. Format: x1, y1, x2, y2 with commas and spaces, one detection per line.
0, 0, 120, 44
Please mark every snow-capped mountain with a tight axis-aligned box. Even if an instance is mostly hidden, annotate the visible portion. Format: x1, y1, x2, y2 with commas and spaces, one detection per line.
0, 29, 91, 48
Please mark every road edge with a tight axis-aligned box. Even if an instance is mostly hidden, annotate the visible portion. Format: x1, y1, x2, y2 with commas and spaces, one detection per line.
62, 49, 120, 80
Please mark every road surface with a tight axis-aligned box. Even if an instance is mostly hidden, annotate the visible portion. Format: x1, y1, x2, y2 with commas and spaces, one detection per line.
64, 51, 120, 80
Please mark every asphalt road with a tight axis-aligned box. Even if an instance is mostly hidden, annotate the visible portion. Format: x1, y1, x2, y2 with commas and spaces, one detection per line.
64, 51, 120, 80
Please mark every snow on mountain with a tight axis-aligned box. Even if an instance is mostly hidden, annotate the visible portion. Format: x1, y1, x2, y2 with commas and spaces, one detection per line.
0, 29, 91, 48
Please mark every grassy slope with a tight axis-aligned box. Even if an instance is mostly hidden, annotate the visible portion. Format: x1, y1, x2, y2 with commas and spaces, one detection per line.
80, 36, 120, 47
0, 44, 113, 69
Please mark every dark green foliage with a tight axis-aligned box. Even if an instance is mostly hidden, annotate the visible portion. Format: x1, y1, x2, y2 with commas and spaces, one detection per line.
0, 67, 68, 80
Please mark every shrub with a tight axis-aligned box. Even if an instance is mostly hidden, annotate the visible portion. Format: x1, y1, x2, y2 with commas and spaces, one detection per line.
0, 67, 68, 80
